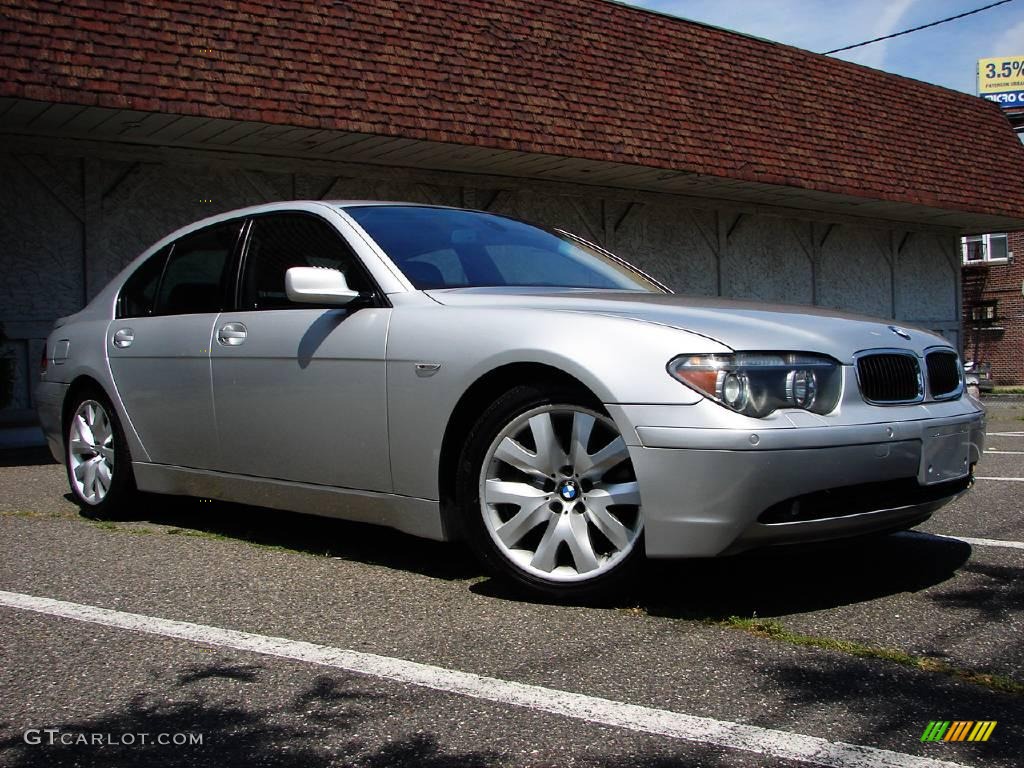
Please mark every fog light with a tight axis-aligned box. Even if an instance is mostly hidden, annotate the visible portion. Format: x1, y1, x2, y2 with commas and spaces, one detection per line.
785, 369, 817, 408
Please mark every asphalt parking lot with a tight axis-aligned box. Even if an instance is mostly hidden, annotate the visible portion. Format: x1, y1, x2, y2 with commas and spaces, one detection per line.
0, 401, 1021, 768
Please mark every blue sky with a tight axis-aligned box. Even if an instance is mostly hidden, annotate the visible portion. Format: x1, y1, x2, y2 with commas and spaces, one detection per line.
624, 0, 1024, 95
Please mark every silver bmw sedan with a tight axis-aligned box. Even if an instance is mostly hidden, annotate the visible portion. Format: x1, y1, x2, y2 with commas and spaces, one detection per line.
36, 201, 985, 598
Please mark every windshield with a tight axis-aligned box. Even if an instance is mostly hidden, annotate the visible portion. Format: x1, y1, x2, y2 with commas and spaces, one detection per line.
345, 205, 664, 292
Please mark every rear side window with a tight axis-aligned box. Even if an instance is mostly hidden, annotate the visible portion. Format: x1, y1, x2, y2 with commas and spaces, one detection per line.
239, 213, 371, 310
153, 220, 242, 315
118, 246, 170, 318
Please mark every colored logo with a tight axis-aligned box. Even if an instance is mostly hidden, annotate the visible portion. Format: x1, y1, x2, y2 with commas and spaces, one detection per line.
558, 480, 580, 501
920, 721, 997, 742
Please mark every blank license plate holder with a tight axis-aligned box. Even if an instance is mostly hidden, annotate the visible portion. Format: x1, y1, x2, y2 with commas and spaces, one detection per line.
919, 423, 970, 485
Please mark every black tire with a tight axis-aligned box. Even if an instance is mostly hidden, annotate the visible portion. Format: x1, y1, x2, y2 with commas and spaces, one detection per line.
456, 382, 644, 601
64, 386, 137, 519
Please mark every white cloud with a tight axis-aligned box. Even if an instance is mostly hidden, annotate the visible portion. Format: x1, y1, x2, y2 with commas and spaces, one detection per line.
840, 0, 917, 69
990, 18, 1024, 56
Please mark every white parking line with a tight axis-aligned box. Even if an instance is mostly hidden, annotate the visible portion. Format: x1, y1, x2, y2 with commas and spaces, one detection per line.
986, 431, 1024, 437
955, 536, 1024, 550
0, 590, 969, 768
984, 450, 1024, 455
899, 531, 1024, 551
975, 476, 1024, 482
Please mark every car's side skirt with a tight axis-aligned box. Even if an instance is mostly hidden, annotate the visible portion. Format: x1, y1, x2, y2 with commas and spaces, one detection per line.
132, 463, 446, 541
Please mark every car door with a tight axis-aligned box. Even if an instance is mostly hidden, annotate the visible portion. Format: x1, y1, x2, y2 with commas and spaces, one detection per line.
107, 219, 244, 468
210, 211, 392, 492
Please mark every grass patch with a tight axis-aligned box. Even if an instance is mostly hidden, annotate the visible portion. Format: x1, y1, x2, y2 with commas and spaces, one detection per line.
1, 509, 71, 519
91, 522, 302, 552
88, 520, 154, 535
719, 616, 1024, 696
992, 385, 1024, 394
164, 526, 298, 555
165, 527, 229, 541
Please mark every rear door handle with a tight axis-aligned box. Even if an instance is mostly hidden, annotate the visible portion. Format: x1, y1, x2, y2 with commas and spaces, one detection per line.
112, 328, 134, 348
217, 322, 247, 346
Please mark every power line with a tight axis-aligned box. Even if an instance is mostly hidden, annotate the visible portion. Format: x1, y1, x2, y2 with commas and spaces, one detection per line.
822, 0, 1017, 55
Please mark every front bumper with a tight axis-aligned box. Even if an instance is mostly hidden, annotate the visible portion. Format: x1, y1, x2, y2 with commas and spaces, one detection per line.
609, 402, 985, 558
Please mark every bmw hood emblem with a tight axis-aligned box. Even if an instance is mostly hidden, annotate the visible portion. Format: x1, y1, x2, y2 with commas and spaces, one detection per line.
888, 325, 912, 340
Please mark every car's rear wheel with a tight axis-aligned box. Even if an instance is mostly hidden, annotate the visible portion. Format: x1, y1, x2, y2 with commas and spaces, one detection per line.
457, 384, 644, 599
65, 389, 136, 518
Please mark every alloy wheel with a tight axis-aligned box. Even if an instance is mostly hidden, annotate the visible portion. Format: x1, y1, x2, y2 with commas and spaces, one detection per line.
479, 405, 642, 583
68, 399, 116, 505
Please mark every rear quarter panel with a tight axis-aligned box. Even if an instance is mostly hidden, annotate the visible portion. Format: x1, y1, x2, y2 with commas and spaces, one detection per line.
40, 312, 152, 464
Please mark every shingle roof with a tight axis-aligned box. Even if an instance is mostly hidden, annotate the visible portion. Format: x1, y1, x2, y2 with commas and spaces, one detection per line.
3, 0, 1024, 218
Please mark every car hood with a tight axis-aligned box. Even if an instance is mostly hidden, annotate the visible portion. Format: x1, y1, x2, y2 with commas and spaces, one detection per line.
425, 288, 952, 363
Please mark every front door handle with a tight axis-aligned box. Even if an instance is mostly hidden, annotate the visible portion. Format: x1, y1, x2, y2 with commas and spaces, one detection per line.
112, 328, 134, 348
217, 322, 247, 346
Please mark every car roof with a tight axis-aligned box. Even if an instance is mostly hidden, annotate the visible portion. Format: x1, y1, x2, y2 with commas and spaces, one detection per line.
199, 201, 482, 226
189, 200, 464, 223
151, 201, 471, 245
329, 200, 447, 208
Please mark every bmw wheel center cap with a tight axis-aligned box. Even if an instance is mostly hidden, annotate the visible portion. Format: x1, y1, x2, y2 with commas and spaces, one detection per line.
558, 480, 580, 502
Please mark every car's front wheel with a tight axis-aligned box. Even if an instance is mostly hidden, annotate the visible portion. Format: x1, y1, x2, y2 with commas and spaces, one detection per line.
458, 384, 644, 599
65, 388, 136, 518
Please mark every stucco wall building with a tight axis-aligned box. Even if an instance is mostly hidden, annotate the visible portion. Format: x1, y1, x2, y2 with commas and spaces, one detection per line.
3, 0, 1024, 424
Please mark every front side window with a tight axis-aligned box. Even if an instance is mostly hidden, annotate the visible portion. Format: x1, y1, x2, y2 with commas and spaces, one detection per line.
345, 205, 663, 292
153, 220, 242, 315
118, 245, 170, 318
240, 213, 371, 310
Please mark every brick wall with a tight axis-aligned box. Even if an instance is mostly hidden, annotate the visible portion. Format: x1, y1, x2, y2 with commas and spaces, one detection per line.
962, 231, 1024, 384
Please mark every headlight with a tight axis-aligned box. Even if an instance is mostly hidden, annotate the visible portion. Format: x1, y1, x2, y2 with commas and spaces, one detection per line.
668, 352, 842, 418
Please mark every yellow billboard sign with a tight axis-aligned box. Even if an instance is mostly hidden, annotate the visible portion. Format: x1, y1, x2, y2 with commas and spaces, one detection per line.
978, 56, 1024, 107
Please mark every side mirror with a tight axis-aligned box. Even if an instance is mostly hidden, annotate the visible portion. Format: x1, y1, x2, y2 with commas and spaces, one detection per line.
285, 267, 361, 306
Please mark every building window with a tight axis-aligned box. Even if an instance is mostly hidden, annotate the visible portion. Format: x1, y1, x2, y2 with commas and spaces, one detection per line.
962, 233, 1010, 263
968, 300, 999, 323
